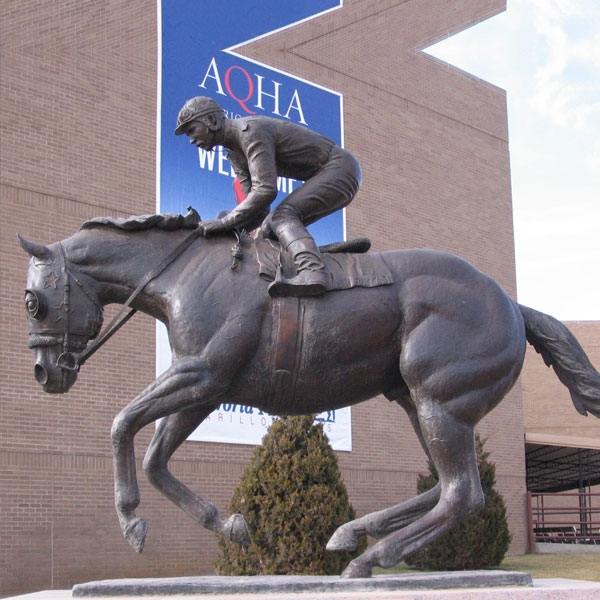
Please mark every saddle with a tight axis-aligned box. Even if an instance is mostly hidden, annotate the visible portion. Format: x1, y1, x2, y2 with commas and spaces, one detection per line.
254, 237, 394, 293
256, 236, 393, 412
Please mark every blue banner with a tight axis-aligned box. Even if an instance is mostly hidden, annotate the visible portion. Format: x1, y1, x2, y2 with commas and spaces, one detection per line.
156, 1, 351, 450
158, 0, 344, 245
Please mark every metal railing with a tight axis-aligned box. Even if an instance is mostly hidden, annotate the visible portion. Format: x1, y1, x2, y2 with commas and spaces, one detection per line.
527, 491, 600, 552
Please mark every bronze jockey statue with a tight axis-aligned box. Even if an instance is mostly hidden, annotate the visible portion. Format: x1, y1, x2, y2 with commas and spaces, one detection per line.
175, 96, 362, 297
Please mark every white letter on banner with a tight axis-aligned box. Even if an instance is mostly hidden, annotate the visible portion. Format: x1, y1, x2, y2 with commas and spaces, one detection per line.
199, 57, 226, 96
255, 75, 282, 116
198, 148, 216, 171
218, 150, 230, 176
284, 89, 307, 125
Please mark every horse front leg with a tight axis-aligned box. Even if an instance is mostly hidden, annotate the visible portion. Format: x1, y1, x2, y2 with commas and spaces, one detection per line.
142, 405, 250, 547
110, 356, 227, 553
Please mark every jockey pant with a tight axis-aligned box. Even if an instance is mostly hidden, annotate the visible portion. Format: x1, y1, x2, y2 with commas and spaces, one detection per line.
261, 146, 362, 247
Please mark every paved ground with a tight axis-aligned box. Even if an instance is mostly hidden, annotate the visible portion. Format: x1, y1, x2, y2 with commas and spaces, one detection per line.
6, 578, 600, 600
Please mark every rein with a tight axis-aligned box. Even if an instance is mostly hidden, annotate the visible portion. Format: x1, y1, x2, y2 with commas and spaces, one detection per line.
58, 226, 201, 372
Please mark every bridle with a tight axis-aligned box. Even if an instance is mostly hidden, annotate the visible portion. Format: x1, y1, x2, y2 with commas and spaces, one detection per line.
55, 243, 106, 372
50, 226, 202, 373
26, 242, 107, 374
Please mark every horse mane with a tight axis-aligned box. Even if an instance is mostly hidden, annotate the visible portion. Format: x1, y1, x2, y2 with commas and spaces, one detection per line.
80, 210, 201, 232
79, 210, 372, 255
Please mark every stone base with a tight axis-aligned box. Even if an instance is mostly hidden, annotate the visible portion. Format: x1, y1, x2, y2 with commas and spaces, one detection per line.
72, 570, 532, 596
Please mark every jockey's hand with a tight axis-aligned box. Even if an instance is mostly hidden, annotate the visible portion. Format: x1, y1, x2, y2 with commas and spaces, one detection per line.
199, 219, 229, 237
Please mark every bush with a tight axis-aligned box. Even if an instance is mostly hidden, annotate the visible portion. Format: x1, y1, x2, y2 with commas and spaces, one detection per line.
405, 435, 511, 570
215, 414, 366, 575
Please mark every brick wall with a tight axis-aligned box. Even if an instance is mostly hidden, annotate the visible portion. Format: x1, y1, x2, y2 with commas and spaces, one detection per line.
522, 321, 600, 443
1, 1, 530, 596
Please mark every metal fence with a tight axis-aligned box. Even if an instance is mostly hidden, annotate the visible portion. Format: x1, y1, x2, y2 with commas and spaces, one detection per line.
527, 491, 600, 552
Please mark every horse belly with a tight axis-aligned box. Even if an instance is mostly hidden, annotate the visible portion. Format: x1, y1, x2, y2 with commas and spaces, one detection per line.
261, 288, 402, 415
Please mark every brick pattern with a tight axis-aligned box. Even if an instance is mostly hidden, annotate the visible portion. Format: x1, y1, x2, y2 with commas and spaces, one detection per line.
1, 0, 534, 596
522, 321, 600, 441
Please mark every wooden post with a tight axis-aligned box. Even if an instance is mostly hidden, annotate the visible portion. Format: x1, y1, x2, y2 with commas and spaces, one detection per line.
526, 491, 535, 554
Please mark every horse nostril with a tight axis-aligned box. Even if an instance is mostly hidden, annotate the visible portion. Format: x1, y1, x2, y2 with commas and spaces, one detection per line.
34, 363, 48, 385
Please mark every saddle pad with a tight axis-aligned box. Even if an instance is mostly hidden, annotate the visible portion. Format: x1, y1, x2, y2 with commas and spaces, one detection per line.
254, 239, 393, 291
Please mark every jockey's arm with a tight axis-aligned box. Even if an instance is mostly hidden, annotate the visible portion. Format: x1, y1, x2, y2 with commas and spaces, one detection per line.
219, 185, 276, 231
230, 157, 251, 198
212, 138, 278, 232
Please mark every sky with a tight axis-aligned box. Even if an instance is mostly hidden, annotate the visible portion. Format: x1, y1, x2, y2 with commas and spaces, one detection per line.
424, 0, 599, 321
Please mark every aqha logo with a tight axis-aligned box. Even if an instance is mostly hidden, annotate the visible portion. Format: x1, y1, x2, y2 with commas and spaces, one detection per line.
199, 57, 308, 125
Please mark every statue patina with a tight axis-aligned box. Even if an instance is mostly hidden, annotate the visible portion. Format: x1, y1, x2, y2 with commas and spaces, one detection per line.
18, 210, 600, 578
175, 96, 362, 297
16, 92, 600, 580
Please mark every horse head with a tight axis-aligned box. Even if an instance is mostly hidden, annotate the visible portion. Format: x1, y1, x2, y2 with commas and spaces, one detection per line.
18, 235, 104, 393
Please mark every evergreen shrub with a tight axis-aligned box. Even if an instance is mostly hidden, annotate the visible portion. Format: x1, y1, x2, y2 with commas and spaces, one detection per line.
405, 435, 512, 570
215, 414, 366, 575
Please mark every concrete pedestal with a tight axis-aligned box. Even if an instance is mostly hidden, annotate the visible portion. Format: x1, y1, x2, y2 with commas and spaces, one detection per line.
72, 571, 531, 596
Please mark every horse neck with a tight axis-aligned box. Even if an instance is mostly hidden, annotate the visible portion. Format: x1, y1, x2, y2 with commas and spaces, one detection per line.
62, 227, 207, 316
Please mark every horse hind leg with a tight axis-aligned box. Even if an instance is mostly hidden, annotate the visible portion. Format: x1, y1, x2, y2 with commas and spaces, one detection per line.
327, 392, 440, 552
142, 405, 250, 547
326, 484, 440, 552
341, 396, 485, 578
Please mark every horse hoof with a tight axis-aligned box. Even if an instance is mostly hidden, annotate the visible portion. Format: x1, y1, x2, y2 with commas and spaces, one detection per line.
341, 559, 372, 579
223, 513, 251, 548
124, 518, 147, 553
326, 525, 357, 552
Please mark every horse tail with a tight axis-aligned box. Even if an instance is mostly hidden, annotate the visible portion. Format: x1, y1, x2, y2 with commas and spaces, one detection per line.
518, 303, 600, 418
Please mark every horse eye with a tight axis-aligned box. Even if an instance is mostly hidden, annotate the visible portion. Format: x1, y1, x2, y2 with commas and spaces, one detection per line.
24, 290, 47, 320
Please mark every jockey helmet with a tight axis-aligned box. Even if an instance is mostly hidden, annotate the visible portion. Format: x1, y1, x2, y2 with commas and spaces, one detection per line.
175, 96, 224, 135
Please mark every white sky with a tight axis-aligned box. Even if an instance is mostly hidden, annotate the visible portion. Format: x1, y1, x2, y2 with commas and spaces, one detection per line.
424, 0, 599, 321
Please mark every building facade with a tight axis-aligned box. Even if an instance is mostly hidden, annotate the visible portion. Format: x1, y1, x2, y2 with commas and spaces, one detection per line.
1, 1, 535, 595
522, 321, 600, 493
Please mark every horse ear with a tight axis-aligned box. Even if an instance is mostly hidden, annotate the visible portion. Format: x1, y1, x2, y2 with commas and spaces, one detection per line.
184, 206, 201, 225
17, 234, 53, 261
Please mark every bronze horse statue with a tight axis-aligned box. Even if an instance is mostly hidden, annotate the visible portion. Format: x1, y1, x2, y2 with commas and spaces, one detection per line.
18, 213, 600, 578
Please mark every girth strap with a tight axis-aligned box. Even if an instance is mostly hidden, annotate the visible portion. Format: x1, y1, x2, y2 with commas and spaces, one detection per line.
266, 297, 305, 413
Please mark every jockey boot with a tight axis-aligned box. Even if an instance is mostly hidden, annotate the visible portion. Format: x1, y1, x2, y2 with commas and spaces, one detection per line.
268, 236, 327, 297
